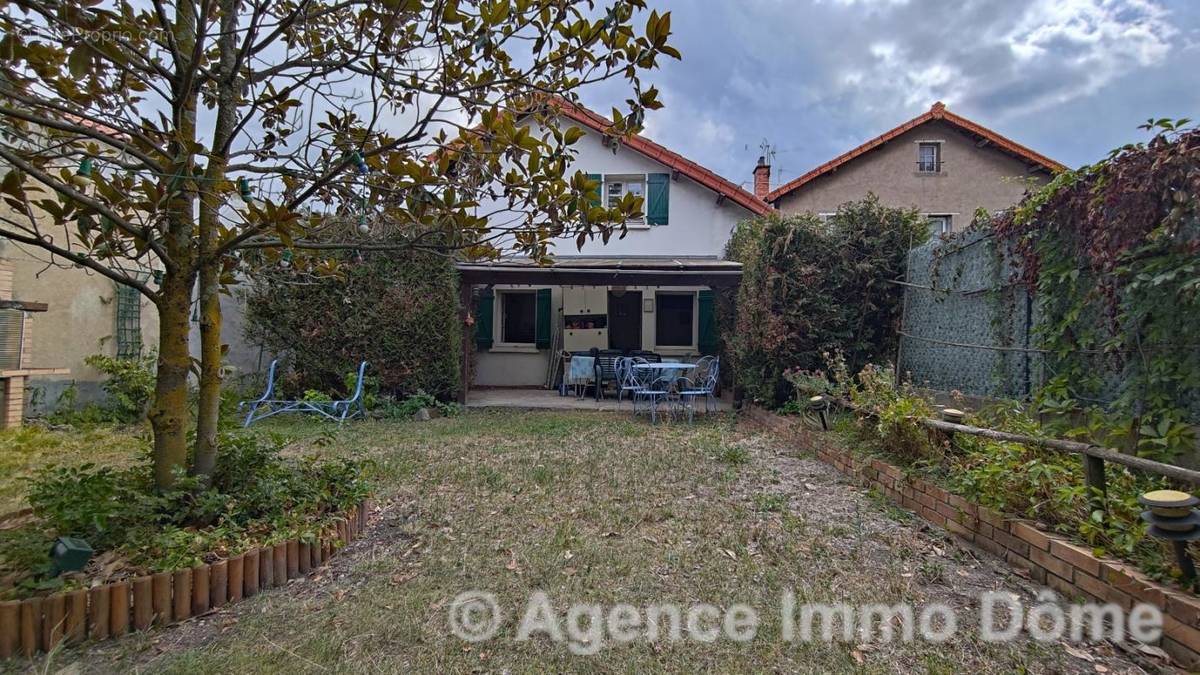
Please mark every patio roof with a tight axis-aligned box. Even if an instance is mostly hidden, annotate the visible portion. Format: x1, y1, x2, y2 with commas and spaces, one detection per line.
456, 257, 742, 288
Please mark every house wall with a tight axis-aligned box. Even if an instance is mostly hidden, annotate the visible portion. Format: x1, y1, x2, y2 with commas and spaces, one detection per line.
0, 238, 160, 412
772, 120, 1050, 231
473, 283, 710, 387
482, 119, 758, 258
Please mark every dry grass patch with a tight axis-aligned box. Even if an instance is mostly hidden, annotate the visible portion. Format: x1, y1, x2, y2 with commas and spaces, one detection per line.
24, 410, 1164, 673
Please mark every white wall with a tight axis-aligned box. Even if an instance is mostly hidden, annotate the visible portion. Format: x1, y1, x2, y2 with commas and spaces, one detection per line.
478, 119, 758, 259
473, 283, 709, 387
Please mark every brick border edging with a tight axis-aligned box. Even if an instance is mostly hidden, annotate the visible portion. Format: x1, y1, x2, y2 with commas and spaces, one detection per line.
0, 499, 374, 659
744, 407, 1200, 668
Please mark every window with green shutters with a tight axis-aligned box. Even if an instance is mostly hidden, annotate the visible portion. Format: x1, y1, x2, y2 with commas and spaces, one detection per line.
474, 288, 494, 349
587, 173, 669, 225
647, 172, 669, 225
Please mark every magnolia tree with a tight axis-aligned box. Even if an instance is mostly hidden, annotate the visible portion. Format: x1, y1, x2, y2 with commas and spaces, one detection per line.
0, 0, 677, 488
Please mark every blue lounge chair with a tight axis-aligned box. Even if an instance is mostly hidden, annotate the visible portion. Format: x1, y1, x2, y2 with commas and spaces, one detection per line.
239, 360, 368, 427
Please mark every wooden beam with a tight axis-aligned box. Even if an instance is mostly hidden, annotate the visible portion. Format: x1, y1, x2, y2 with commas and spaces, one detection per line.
458, 283, 473, 405
457, 269, 742, 288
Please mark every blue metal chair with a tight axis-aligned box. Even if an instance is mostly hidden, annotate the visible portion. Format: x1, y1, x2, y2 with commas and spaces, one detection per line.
616, 356, 646, 407
633, 373, 678, 424
679, 356, 719, 422
239, 360, 369, 426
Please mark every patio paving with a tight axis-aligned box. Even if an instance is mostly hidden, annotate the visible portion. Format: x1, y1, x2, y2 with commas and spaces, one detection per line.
466, 386, 732, 412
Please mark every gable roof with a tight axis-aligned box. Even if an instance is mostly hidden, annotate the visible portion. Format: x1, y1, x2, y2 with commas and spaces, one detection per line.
436, 97, 772, 216
765, 102, 1066, 203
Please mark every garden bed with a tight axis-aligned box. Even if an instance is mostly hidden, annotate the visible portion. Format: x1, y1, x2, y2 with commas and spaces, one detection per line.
0, 499, 371, 658
746, 406, 1200, 669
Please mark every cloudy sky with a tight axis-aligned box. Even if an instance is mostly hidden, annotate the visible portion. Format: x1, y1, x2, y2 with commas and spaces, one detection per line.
580, 0, 1200, 194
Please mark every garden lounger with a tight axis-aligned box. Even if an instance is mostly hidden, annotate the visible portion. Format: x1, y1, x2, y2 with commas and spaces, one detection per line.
239, 360, 369, 427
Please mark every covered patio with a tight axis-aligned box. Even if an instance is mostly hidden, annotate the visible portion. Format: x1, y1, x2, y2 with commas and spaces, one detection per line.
454, 257, 742, 406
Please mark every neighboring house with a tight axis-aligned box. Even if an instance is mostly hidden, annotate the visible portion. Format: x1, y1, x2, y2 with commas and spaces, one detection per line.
0, 238, 159, 417
756, 102, 1065, 235
459, 99, 770, 392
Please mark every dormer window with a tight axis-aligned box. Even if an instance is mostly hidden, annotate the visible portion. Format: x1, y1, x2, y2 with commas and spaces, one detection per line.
917, 142, 942, 173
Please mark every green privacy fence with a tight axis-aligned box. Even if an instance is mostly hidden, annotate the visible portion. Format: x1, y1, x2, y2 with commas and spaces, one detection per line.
897, 229, 1042, 400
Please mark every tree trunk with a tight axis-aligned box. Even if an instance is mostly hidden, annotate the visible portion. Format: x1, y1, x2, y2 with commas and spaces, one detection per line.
191, 261, 222, 478
147, 269, 195, 489
191, 0, 241, 480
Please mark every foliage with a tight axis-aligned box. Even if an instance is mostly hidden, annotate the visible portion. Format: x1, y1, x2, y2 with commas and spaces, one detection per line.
0, 0, 678, 488
1, 431, 371, 598
380, 390, 464, 418
836, 365, 1180, 586
945, 402, 1167, 570
244, 242, 462, 401
991, 120, 1200, 459
83, 352, 157, 422
726, 196, 928, 406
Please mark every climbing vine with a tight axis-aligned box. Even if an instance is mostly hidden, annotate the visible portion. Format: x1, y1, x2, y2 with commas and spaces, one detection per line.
992, 119, 1200, 459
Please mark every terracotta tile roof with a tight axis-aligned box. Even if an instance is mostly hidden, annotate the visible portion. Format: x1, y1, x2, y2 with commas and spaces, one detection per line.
765, 101, 1067, 203
434, 97, 771, 216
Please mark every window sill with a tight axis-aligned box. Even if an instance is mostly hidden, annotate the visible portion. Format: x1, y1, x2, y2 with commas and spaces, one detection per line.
623, 221, 652, 230
914, 171, 944, 177
489, 344, 540, 354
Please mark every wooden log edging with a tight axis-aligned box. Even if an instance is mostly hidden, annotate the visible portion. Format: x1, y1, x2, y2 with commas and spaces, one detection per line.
744, 407, 1200, 669
0, 499, 373, 659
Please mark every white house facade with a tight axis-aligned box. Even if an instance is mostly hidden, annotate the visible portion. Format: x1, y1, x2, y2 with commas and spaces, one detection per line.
460, 100, 769, 394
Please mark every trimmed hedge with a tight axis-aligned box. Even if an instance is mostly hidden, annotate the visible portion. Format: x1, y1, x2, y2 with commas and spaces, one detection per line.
244, 249, 461, 400
725, 195, 927, 407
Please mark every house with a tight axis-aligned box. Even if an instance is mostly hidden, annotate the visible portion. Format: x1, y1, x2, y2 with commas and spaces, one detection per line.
456, 100, 770, 396
755, 102, 1065, 235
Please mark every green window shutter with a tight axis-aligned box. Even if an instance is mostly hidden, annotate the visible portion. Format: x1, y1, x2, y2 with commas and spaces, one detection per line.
697, 289, 717, 355
474, 288, 494, 350
587, 173, 603, 207
535, 288, 552, 349
647, 173, 669, 225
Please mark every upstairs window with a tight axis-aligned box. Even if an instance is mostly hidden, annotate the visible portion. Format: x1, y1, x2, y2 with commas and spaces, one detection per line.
587, 173, 670, 225
605, 175, 646, 223
917, 142, 942, 173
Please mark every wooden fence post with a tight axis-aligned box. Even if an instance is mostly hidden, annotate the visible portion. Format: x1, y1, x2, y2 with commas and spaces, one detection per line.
1084, 454, 1107, 514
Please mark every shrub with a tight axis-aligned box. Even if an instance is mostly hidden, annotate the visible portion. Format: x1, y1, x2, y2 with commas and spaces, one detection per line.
726, 196, 928, 407
85, 353, 157, 421
244, 244, 461, 402
3, 431, 371, 598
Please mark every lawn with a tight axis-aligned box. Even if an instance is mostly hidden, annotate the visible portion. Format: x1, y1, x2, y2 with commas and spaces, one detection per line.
8, 410, 1155, 673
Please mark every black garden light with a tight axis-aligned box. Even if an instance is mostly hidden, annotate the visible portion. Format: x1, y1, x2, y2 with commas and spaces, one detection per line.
1139, 490, 1200, 581
808, 395, 829, 430
49, 536, 93, 576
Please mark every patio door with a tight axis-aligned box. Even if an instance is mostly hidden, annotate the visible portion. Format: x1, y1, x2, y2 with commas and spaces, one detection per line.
607, 290, 642, 351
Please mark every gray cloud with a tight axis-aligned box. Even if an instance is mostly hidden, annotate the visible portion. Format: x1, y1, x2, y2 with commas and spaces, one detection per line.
582, 0, 1200, 192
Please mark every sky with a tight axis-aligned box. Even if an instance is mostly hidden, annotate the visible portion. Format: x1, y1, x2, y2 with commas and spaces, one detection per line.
579, 0, 1200, 194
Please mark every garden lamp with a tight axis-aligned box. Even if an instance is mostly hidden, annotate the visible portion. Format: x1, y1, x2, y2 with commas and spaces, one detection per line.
1139, 490, 1200, 581
49, 537, 93, 576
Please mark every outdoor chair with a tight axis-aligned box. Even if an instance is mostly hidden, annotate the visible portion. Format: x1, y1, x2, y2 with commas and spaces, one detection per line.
616, 356, 648, 407
679, 356, 719, 422
239, 360, 369, 427
632, 350, 662, 363
592, 350, 623, 401
633, 374, 678, 424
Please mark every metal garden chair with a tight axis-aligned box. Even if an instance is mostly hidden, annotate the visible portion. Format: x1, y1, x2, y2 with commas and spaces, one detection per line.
633, 373, 679, 424
239, 360, 369, 427
616, 356, 647, 407
679, 356, 719, 422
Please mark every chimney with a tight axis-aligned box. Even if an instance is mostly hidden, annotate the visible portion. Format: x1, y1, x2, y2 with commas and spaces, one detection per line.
753, 156, 771, 201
